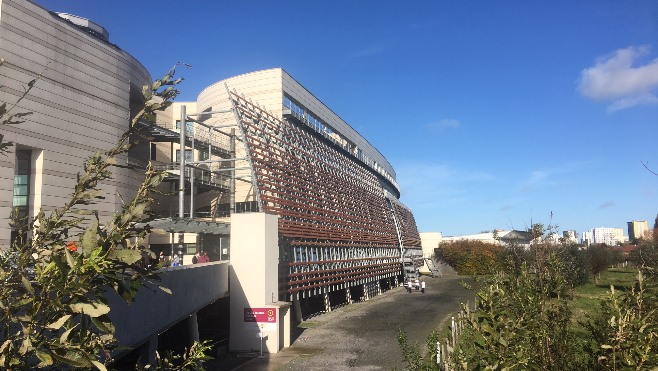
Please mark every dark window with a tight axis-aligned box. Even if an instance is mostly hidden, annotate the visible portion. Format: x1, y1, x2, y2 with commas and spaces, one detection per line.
150, 143, 157, 161
235, 201, 258, 213
12, 150, 31, 244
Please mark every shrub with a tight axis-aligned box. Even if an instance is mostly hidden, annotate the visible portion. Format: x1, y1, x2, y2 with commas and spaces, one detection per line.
436, 240, 505, 275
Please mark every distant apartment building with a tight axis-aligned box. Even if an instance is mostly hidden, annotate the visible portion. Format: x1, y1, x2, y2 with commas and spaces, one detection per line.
581, 231, 593, 245
628, 220, 649, 241
563, 230, 578, 244
614, 228, 628, 244
581, 227, 626, 246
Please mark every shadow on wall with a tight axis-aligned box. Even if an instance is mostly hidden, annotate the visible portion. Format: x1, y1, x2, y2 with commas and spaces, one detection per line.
106, 261, 229, 358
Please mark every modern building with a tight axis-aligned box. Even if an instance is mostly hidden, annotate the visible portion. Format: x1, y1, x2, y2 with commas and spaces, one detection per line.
0, 0, 423, 359
628, 220, 649, 241
563, 230, 578, 244
581, 227, 626, 246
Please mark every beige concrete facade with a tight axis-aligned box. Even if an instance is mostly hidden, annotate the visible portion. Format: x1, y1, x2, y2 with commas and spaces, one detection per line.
229, 212, 291, 353
419, 232, 442, 273
0, 0, 151, 246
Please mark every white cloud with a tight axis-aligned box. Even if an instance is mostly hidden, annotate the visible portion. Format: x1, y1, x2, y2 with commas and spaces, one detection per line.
520, 161, 590, 190
396, 163, 492, 207
606, 93, 658, 112
578, 46, 658, 111
425, 119, 461, 133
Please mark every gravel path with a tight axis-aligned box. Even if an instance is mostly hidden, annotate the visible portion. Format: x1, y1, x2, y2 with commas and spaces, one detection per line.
278, 275, 474, 371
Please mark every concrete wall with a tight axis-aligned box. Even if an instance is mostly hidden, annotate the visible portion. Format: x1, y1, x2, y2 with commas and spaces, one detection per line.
229, 212, 290, 353
0, 0, 151, 246
419, 232, 442, 273
106, 261, 229, 351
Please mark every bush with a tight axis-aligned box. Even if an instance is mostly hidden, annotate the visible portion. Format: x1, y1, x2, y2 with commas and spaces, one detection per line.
436, 240, 505, 275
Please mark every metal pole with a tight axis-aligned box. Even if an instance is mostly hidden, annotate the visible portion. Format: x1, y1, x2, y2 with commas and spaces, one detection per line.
190, 117, 195, 218
230, 128, 235, 214
179, 105, 186, 219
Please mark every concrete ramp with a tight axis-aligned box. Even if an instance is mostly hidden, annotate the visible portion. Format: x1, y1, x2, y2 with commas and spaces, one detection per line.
106, 261, 229, 351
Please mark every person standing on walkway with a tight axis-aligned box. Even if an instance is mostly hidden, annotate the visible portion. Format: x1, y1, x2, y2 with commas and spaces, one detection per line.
415, 278, 420, 290
172, 254, 180, 267
407, 280, 413, 293
421, 280, 426, 293
192, 252, 200, 264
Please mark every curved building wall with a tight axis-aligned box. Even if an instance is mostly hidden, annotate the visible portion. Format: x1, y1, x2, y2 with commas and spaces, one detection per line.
0, 0, 152, 245
197, 68, 399, 197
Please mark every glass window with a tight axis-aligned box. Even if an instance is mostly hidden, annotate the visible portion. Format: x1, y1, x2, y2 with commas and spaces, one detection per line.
175, 120, 194, 134
13, 196, 27, 207
175, 149, 193, 163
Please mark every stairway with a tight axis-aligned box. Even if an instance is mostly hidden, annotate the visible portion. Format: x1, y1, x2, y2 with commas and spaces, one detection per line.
424, 256, 442, 278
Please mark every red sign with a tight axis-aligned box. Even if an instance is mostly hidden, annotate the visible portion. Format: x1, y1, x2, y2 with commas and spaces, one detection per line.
244, 308, 276, 323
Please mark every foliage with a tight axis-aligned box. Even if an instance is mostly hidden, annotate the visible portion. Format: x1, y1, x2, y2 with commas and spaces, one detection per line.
631, 233, 658, 278
398, 222, 658, 371
0, 58, 46, 155
396, 328, 437, 371
0, 62, 205, 370
436, 240, 505, 275
590, 245, 612, 283
585, 272, 658, 370
452, 263, 591, 370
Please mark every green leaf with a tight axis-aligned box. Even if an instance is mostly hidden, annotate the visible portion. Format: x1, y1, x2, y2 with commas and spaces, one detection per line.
92, 360, 108, 371
18, 337, 32, 355
60, 327, 74, 343
65, 249, 76, 268
70, 302, 110, 318
36, 350, 53, 366
91, 314, 115, 334
80, 225, 99, 256
601, 344, 613, 349
107, 249, 142, 265
21, 274, 34, 294
51, 350, 92, 367
47, 314, 71, 329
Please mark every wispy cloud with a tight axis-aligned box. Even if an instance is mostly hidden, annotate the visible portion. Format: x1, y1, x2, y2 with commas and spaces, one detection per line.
501, 205, 512, 211
350, 46, 384, 58
520, 161, 589, 190
578, 45, 658, 111
599, 201, 615, 209
644, 190, 655, 196
397, 163, 492, 208
425, 119, 461, 133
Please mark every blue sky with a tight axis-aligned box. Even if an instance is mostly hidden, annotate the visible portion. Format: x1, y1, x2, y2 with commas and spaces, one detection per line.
36, 0, 658, 238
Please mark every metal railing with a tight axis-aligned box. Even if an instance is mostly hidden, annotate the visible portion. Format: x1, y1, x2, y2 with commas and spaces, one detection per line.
153, 163, 231, 190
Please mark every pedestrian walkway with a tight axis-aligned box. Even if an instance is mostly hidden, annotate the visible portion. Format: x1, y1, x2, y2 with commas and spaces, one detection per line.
205, 275, 471, 370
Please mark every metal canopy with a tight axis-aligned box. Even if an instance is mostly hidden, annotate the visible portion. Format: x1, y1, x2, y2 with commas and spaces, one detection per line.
138, 218, 230, 235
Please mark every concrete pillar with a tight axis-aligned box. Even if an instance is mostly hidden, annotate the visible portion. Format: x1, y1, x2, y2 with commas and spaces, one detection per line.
345, 287, 352, 304
292, 297, 303, 323
377, 280, 382, 296
394, 276, 399, 287
363, 283, 370, 301
139, 334, 158, 366
323, 292, 331, 312
230, 212, 288, 353
186, 313, 200, 347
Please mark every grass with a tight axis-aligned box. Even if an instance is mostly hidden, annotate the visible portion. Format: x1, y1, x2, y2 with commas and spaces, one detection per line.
297, 322, 318, 328
570, 268, 638, 324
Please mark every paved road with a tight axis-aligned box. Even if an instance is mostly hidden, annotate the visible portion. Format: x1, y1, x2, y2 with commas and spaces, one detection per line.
278, 275, 474, 371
